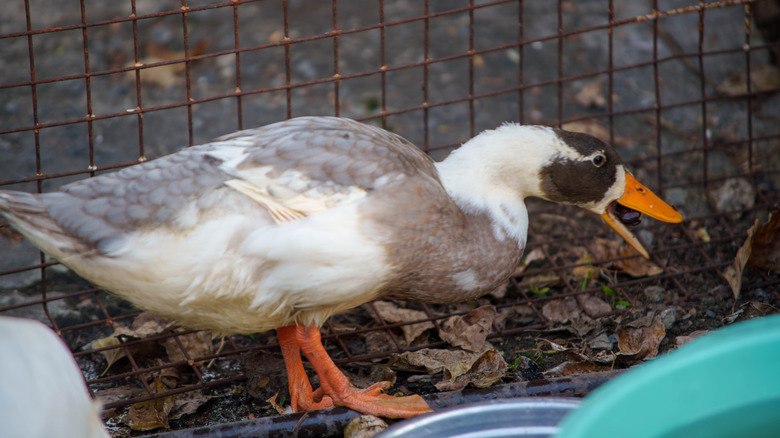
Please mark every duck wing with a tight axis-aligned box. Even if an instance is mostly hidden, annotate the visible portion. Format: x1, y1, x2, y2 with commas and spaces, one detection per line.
0, 117, 440, 258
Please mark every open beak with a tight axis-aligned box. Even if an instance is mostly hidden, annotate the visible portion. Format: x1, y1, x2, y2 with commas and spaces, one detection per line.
600, 173, 683, 259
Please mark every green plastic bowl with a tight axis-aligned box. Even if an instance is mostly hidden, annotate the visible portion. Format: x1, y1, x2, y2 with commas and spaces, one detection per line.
555, 313, 780, 438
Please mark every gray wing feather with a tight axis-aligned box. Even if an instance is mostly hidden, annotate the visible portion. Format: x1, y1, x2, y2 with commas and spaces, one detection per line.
1, 117, 439, 255
231, 117, 439, 188
30, 148, 230, 253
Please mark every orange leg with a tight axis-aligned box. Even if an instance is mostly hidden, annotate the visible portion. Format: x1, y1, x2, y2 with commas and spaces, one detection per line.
276, 326, 334, 411
291, 325, 433, 419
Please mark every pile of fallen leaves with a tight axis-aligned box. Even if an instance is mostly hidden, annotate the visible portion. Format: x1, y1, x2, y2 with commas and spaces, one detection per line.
88, 313, 215, 431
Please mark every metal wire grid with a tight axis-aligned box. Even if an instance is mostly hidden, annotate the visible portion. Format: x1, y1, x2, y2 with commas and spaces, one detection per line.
0, 0, 778, 425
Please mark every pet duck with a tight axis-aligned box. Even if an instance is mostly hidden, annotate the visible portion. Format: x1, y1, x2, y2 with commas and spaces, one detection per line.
0, 117, 682, 418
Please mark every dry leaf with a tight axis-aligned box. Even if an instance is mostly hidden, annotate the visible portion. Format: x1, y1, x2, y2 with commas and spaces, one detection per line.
562, 121, 610, 141
724, 219, 760, 299
587, 333, 614, 350
542, 340, 612, 377
123, 379, 175, 431
723, 301, 779, 324
372, 301, 434, 345
439, 305, 497, 352
161, 330, 213, 364
389, 348, 476, 374
87, 336, 125, 373
347, 365, 397, 391
168, 391, 211, 421
675, 330, 709, 347
86, 313, 173, 373
577, 295, 612, 318
132, 40, 208, 87
364, 330, 398, 355
575, 78, 607, 109
514, 247, 546, 275
343, 415, 388, 438
86, 313, 212, 373
716, 64, 780, 96
694, 227, 711, 242
723, 209, 778, 298
572, 251, 596, 284
545, 359, 612, 377
542, 298, 599, 336
519, 271, 563, 290
591, 237, 664, 277
615, 313, 666, 360
435, 349, 508, 391
746, 210, 780, 272
265, 392, 291, 416
709, 178, 756, 214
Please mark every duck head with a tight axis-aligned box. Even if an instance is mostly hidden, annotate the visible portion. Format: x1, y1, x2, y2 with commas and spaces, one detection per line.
536, 128, 683, 258
438, 124, 683, 258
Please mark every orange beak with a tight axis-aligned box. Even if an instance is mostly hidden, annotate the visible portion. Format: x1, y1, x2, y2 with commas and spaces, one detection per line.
600, 173, 683, 259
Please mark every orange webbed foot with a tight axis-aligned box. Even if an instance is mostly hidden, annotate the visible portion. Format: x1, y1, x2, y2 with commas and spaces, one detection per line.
277, 325, 433, 419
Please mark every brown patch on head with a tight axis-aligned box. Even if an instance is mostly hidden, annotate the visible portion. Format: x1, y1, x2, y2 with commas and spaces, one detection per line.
539, 129, 624, 205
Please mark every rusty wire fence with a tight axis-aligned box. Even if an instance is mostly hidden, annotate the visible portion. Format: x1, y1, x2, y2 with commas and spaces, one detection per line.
1, 0, 779, 435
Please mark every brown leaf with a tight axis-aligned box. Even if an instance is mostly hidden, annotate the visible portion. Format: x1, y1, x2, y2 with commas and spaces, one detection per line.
675, 330, 709, 347
541, 298, 599, 337
265, 392, 291, 416
577, 295, 612, 318
132, 40, 208, 88
389, 348, 475, 374
161, 330, 213, 364
123, 379, 175, 431
372, 301, 434, 345
87, 336, 125, 373
615, 313, 666, 360
168, 391, 211, 421
439, 305, 497, 352
561, 121, 611, 142
364, 330, 398, 355
716, 64, 780, 96
519, 272, 563, 289
709, 178, 756, 214
343, 415, 388, 438
591, 238, 664, 277
574, 78, 607, 109
572, 251, 597, 284
87, 313, 211, 374
723, 301, 779, 324
544, 359, 612, 378
514, 247, 546, 276
724, 219, 760, 299
542, 340, 612, 377
435, 349, 508, 391
747, 210, 780, 272
347, 365, 397, 391
86, 313, 172, 373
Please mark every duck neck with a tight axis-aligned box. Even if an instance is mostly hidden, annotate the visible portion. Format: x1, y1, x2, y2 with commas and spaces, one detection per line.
435, 153, 530, 250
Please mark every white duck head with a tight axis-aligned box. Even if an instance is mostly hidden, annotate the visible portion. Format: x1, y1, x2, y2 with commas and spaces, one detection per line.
436, 124, 683, 257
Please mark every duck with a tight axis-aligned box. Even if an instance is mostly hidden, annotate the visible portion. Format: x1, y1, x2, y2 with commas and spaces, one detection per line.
0, 316, 110, 438
0, 116, 682, 419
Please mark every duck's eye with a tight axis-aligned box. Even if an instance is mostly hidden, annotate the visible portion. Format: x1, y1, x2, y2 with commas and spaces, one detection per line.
592, 154, 606, 167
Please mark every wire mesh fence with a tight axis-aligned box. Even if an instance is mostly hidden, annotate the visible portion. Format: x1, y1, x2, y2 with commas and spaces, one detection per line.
1, 0, 778, 435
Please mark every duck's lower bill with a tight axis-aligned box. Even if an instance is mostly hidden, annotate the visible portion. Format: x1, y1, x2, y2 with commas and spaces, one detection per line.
600, 173, 683, 259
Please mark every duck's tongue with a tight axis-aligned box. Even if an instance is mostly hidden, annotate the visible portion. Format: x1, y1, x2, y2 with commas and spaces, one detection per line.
599, 173, 683, 259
